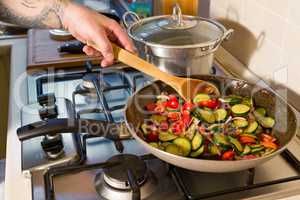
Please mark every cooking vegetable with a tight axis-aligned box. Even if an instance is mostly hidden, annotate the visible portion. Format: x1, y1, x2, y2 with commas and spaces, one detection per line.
233, 118, 248, 128
231, 104, 250, 116
141, 93, 279, 160
244, 121, 259, 134
173, 137, 191, 157
214, 109, 227, 122
190, 145, 205, 157
191, 132, 203, 150
193, 93, 210, 104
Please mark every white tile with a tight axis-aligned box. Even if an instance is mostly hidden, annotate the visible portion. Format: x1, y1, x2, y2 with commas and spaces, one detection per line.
288, 0, 300, 27
255, 0, 289, 18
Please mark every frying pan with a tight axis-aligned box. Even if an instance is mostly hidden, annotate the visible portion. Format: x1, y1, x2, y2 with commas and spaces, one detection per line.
17, 75, 298, 173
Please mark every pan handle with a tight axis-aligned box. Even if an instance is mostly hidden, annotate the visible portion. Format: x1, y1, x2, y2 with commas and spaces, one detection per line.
17, 118, 123, 141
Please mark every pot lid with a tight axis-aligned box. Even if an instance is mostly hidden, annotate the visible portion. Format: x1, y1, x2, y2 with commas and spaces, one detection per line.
126, 4, 226, 47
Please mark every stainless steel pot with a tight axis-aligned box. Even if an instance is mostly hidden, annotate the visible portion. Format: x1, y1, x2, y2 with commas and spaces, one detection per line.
122, 4, 234, 76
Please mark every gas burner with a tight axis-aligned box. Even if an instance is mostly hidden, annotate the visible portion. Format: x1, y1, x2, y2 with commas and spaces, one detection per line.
94, 154, 157, 200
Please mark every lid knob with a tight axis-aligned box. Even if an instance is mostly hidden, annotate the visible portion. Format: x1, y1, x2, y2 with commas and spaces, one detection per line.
172, 3, 184, 27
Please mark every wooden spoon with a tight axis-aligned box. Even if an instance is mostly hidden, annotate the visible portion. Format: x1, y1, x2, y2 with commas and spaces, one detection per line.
88, 42, 220, 101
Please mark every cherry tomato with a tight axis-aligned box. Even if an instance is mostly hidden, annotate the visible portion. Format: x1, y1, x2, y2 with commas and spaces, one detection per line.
147, 132, 159, 142
166, 98, 179, 109
221, 150, 235, 160
182, 101, 194, 111
154, 103, 165, 114
199, 99, 219, 109
146, 103, 156, 112
167, 112, 181, 121
261, 133, 276, 142
261, 141, 277, 149
239, 136, 256, 144
171, 121, 184, 135
182, 110, 191, 127
159, 121, 169, 131
242, 155, 257, 160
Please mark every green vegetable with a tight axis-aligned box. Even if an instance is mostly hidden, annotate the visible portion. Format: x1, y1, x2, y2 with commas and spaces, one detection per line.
251, 146, 265, 153
245, 121, 259, 134
197, 109, 215, 123
241, 97, 253, 107
190, 145, 205, 157
191, 132, 203, 150
214, 109, 227, 122
231, 104, 250, 116
141, 123, 148, 135
193, 93, 210, 104
165, 144, 183, 156
209, 144, 220, 155
254, 111, 276, 128
150, 115, 167, 123
221, 95, 242, 105
185, 122, 197, 140
255, 107, 267, 116
173, 137, 191, 157
242, 145, 251, 155
255, 125, 263, 134
213, 134, 229, 146
228, 136, 244, 152
149, 142, 159, 148
159, 131, 178, 142
240, 133, 257, 139
233, 118, 249, 128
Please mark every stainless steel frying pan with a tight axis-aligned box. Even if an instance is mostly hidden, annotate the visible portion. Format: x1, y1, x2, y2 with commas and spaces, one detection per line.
124, 75, 298, 172
17, 75, 298, 173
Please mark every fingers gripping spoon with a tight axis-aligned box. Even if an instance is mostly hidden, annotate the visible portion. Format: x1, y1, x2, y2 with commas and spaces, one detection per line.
88, 42, 220, 101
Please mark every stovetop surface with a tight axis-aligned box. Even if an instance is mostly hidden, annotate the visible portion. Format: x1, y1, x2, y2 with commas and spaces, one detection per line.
23, 62, 300, 200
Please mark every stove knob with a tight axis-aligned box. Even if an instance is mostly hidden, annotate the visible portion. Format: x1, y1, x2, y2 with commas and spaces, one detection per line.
38, 93, 56, 106
39, 105, 58, 120
41, 135, 64, 158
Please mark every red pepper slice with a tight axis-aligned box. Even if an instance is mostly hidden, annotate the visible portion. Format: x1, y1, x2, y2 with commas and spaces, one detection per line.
146, 103, 156, 112
221, 150, 235, 160
167, 112, 181, 121
261, 141, 277, 149
182, 110, 191, 127
199, 99, 219, 109
261, 133, 276, 142
239, 136, 256, 144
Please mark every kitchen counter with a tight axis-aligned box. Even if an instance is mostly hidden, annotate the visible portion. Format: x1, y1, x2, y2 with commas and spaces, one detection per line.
1, 38, 32, 200
3, 36, 300, 199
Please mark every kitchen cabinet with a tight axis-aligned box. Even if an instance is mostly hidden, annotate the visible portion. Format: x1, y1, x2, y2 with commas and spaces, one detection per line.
0, 45, 10, 159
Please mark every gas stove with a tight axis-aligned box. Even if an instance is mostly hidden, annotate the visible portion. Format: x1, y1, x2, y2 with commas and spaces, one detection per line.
20, 62, 300, 200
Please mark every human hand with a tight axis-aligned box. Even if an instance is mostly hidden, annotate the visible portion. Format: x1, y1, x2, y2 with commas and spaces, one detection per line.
62, 3, 135, 67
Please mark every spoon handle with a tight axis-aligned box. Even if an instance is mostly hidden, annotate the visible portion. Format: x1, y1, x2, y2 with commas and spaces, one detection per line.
88, 42, 178, 85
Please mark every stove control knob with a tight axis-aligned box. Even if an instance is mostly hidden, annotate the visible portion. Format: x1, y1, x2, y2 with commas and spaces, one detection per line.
39, 105, 58, 120
38, 93, 56, 107
41, 135, 64, 159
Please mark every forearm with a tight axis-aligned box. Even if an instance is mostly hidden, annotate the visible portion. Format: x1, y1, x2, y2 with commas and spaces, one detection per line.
0, 0, 71, 28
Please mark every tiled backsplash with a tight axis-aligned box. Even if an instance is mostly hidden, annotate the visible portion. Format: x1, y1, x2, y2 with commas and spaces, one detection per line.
210, 0, 300, 109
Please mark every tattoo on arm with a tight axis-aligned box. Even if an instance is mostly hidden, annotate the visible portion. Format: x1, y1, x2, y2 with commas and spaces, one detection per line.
0, 0, 70, 29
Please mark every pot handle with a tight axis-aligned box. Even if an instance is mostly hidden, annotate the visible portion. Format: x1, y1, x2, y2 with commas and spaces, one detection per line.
122, 11, 141, 29
222, 28, 234, 41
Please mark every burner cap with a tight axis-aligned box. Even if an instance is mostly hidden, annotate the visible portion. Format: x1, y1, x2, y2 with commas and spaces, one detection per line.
82, 74, 97, 89
103, 154, 147, 190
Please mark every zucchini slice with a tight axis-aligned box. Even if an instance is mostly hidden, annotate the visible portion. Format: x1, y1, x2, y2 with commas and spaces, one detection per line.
191, 132, 203, 150
209, 144, 221, 155
233, 118, 249, 128
190, 145, 205, 157
193, 93, 210, 104
255, 107, 267, 116
228, 136, 244, 152
214, 109, 227, 122
231, 104, 250, 116
159, 131, 178, 142
221, 95, 242, 105
254, 125, 263, 134
149, 142, 159, 149
173, 137, 191, 157
240, 133, 257, 139
165, 144, 183, 156
251, 146, 265, 153
245, 121, 259, 134
199, 109, 215, 123
141, 123, 148, 135
213, 134, 230, 146
242, 145, 251, 155
259, 117, 275, 128
185, 123, 197, 140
